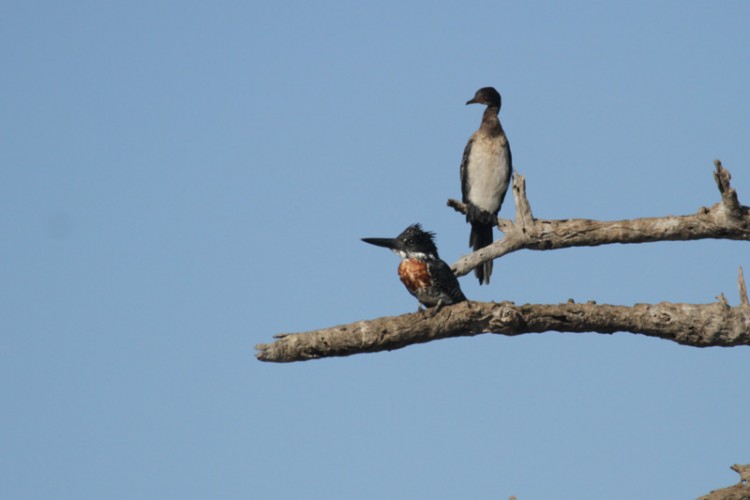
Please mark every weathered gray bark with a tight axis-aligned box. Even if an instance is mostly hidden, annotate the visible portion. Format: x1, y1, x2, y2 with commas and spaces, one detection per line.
256, 161, 750, 363
698, 464, 750, 500
448, 160, 749, 277
256, 299, 750, 362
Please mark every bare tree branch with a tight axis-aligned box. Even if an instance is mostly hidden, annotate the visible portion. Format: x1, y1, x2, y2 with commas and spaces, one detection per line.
256, 298, 750, 363
256, 161, 750, 363
698, 463, 750, 500
447, 160, 750, 278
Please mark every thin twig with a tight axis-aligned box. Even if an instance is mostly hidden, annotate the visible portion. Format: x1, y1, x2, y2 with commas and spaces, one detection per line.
739, 266, 749, 306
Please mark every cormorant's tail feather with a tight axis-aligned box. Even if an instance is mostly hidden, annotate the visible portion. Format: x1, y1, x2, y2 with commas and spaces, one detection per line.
469, 222, 494, 285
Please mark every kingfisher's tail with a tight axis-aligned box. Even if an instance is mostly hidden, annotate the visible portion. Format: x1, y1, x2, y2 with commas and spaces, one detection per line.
469, 221, 493, 285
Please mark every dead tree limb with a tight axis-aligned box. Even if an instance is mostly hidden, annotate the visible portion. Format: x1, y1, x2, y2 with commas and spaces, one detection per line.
447, 160, 750, 278
698, 464, 750, 500
257, 160, 750, 363
256, 295, 750, 362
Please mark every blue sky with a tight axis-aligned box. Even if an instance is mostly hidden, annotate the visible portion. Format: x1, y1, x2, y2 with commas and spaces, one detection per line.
2, 2, 749, 499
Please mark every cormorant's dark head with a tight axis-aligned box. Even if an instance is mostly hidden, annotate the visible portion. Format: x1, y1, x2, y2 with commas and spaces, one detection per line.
466, 87, 501, 108
362, 223, 439, 259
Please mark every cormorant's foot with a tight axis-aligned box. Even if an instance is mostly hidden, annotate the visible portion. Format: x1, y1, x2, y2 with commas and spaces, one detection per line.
479, 209, 496, 226
466, 204, 496, 226
466, 204, 481, 223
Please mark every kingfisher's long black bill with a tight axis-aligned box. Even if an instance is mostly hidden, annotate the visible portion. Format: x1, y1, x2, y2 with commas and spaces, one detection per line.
361, 237, 402, 251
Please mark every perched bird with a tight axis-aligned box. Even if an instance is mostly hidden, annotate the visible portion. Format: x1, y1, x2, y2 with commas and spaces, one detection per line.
460, 86, 513, 285
362, 224, 467, 310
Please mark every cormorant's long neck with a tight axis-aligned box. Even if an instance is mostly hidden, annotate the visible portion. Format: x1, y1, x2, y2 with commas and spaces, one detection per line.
479, 106, 502, 135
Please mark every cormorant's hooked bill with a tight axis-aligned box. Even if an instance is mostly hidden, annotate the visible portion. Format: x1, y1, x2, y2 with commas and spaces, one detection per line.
466, 87, 501, 107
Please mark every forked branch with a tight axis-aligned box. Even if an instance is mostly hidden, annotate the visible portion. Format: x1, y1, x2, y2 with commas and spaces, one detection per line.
257, 161, 750, 363
447, 160, 750, 277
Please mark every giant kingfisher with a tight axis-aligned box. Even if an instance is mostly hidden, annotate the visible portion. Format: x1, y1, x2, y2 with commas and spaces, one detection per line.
362, 224, 466, 310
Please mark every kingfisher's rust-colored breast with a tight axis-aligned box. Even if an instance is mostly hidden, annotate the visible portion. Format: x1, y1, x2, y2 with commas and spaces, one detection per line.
398, 258, 431, 292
